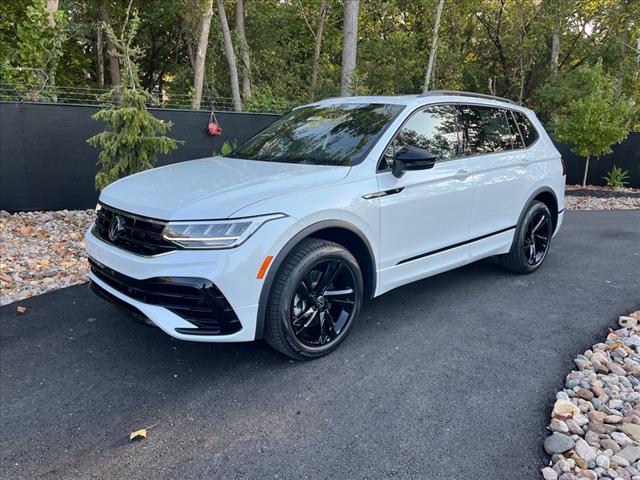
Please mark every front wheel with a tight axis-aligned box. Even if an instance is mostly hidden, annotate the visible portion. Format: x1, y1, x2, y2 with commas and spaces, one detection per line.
497, 201, 553, 274
264, 238, 363, 360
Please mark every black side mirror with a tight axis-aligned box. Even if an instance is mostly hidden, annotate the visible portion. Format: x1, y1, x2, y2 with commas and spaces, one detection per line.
392, 146, 437, 178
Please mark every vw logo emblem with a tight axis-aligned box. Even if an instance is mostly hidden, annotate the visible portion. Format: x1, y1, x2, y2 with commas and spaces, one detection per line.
108, 215, 125, 242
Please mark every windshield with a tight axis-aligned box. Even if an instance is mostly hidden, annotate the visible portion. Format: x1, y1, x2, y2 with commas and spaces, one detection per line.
229, 103, 404, 166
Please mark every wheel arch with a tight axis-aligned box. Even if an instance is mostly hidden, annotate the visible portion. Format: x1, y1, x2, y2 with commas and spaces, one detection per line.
255, 220, 376, 339
515, 186, 560, 239
529, 188, 560, 232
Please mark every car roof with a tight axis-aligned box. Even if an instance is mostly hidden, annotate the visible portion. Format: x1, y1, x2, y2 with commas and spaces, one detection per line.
314, 91, 533, 113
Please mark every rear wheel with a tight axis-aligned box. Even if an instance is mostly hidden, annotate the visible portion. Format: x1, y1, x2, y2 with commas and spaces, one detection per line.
497, 201, 553, 274
264, 238, 363, 360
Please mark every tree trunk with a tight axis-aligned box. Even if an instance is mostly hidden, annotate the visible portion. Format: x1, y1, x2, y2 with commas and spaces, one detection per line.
550, 33, 559, 75
218, 0, 242, 111
235, 0, 252, 100
309, 0, 328, 101
99, 2, 121, 101
192, 0, 213, 110
423, 0, 445, 92
582, 155, 590, 188
550, 0, 560, 75
635, 36, 640, 86
615, 20, 631, 97
46, 0, 59, 27
340, 0, 359, 96
96, 21, 105, 87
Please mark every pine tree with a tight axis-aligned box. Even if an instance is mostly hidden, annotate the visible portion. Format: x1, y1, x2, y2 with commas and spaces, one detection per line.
88, 5, 180, 191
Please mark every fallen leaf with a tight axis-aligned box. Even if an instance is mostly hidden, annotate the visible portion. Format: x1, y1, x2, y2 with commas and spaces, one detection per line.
17, 226, 32, 235
16, 306, 27, 315
129, 429, 147, 441
129, 422, 158, 442
40, 259, 50, 267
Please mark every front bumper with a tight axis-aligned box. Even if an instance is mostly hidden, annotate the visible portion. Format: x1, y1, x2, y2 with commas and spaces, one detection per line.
85, 215, 301, 342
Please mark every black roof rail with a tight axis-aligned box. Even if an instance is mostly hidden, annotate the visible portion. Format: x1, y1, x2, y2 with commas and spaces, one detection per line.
418, 90, 518, 105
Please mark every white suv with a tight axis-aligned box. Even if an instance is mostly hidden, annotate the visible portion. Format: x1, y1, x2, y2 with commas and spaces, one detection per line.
86, 91, 565, 359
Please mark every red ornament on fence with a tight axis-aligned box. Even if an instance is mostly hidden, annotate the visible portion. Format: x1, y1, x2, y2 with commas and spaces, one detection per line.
207, 122, 223, 136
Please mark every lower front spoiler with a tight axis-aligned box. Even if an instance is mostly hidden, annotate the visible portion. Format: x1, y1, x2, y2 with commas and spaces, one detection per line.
89, 273, 257, 343
90, 280, 155, 327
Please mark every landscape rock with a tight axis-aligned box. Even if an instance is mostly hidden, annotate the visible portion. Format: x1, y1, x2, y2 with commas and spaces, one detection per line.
542, 310, 640, 479
545, 432, 576, 455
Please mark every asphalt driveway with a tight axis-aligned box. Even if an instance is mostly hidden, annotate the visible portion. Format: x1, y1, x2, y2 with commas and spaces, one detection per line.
1, 210, 639, 480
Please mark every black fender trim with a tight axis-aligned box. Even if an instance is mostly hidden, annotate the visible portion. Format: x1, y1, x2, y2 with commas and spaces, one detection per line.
510, 187, 560, 249
254, 220, 376, 340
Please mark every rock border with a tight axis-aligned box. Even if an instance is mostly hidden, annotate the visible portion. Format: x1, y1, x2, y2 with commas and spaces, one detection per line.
541, 311, 640, 480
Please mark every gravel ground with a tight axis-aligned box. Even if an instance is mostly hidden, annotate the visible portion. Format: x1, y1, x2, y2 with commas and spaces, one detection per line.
541, 311, 640, 480
0, 186, 638, 306
0, 210, 94, 306
565, 185, 640, 210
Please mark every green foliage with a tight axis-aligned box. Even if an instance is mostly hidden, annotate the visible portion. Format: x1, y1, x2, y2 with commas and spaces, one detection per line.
551, 63, 636, 160
212, 140, 236, 157
87, 8, 180, 191
1, 0, 67, 100
0, 0, 638, 123
603, 165, 630, 190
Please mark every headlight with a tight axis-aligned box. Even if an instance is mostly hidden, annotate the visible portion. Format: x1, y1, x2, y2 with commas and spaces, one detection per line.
95, 203, 102, 214
161, 213, 287, 249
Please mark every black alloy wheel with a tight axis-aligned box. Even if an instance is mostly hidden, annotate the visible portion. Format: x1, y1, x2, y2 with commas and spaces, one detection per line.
265, 238, 363, 360
290, 259, 357, 347
497, 200, 553, 274
522, 210, 551, 266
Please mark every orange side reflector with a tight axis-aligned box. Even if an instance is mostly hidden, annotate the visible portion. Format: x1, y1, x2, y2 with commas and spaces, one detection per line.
256, 256, 273, 280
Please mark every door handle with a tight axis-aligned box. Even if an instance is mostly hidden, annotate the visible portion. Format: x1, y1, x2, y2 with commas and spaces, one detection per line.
454, 169, 470, 180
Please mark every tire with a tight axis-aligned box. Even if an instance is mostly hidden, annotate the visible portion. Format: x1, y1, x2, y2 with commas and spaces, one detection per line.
497, 201, 553, 274
264, 238, 363, 360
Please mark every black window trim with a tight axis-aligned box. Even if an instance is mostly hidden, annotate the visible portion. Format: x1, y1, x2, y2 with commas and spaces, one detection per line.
506, 109, 525, 149
376, 101, 540, 173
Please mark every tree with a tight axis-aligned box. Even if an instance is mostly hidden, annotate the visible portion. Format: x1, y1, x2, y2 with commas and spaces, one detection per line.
549, 0, 560, 75
340, 0, 359, 96
308, 0, 328, 101
423, 0, 444, 92
217, 0, 242, 111
88, 5, 180, 190
99, 2, 121, 96
2, 0, 67, 101
235, 0, 252, 99
192, 0, 213, 110
551, 63, 636, 187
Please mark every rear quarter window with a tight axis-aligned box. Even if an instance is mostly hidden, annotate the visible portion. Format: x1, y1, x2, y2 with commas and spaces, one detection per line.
457, 105, 514, 155
513, 111, 539, 147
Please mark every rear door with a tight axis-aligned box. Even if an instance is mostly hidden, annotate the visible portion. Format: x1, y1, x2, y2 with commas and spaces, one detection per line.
457, 105, 529, 248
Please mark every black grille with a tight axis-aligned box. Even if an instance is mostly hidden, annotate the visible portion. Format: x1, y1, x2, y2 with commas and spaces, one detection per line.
93, 204, 176, 256
89, 258, 242, 335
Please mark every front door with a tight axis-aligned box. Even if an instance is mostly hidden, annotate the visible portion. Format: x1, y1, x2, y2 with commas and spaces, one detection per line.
376, 105, 475, 294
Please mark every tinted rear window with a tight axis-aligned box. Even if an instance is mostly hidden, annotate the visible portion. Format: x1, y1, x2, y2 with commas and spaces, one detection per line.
513, 111, 538, 147
457, 105, 514, 155
230, 103, 404, 166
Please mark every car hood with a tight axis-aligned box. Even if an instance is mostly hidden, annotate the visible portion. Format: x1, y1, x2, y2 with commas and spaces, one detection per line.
99, 156, 350, 220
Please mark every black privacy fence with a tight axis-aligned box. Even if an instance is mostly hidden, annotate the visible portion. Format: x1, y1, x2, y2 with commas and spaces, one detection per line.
0, 102, 279, 212
1, 101, 639, 213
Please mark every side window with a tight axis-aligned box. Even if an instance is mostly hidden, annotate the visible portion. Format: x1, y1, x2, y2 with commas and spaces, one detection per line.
457, 105, 513, 155
513, 111, 539, 147
380, 105, 458, 170
506, 111, 524, 149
